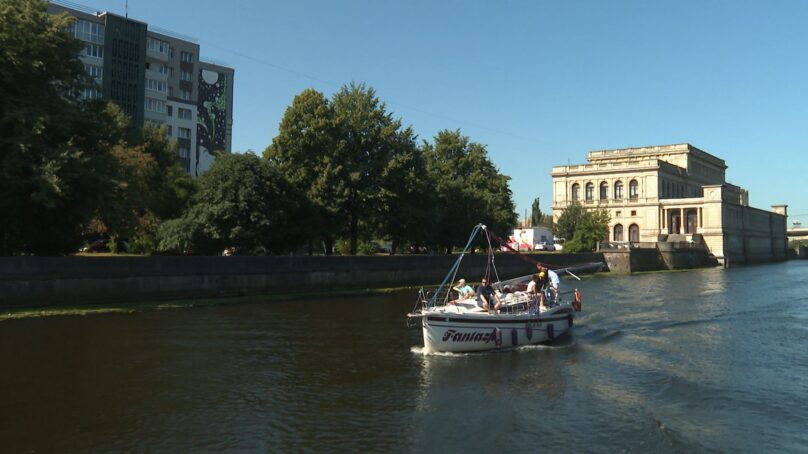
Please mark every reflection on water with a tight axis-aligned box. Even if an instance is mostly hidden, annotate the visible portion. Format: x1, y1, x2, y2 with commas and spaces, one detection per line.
2, 261, 808, 451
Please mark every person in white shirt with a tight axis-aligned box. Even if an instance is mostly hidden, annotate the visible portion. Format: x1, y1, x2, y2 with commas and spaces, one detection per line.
546, 268, 560, 305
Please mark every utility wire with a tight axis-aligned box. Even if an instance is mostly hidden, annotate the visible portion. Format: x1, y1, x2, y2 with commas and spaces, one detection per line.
198, 39, 575, 151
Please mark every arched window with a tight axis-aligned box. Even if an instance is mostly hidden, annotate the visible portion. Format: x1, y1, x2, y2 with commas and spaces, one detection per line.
614, 181, 623, 200
629, 179, 638, 199
629, 224, 640, 243
613, 224, 624, 242
571, 183, 580, 201
585, 183, 594, 201
599, 182, 608, 200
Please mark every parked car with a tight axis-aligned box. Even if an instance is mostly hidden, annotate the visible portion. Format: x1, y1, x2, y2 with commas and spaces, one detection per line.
370, 241, 392, 254
534, 242, 556, 252
80, 238, 129, 253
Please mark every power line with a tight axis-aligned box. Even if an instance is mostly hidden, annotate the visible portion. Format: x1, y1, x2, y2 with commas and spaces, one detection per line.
197, 39, 574, 151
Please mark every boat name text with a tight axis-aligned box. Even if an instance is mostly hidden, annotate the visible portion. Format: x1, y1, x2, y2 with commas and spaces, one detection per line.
442, 329, 494, 343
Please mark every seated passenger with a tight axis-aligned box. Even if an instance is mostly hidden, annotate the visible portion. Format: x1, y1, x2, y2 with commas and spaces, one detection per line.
477, 277, 502, 313
452, 278, 475, 301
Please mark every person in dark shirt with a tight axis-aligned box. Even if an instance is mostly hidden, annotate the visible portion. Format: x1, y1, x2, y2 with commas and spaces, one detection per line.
477, 277, 502, 313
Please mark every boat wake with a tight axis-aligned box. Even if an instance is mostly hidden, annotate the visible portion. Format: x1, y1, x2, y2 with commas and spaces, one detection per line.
410, 346, 476, 357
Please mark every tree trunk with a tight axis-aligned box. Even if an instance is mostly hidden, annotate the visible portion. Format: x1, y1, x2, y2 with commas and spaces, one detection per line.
323, 237, 334, 256
349, 214, 358, 255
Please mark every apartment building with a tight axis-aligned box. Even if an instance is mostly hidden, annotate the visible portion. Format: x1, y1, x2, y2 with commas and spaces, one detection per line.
48, 0, 234, 176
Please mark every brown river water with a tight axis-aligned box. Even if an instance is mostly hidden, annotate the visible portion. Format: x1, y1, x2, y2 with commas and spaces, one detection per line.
2, 261, 807, 452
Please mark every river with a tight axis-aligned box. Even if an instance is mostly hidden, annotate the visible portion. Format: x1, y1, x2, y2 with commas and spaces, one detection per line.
2, 261, 807, 452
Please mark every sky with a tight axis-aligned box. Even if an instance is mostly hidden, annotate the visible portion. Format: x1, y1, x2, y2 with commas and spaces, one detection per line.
78, 0, 808, 223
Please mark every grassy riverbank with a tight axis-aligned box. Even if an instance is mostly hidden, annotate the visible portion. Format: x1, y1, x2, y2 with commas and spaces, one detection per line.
0, 286, 420, 322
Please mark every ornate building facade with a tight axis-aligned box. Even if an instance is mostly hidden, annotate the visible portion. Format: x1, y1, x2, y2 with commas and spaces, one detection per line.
551, 144, 788, 265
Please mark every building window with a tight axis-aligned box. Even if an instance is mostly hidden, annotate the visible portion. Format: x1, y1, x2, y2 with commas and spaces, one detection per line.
178, 127, 192, 139
571, 183, 580, 201
181, 89, 192, 100
614, 181, 623, 200
145, 78, 167, 93
599, 182, 608, 200
166, 105, 173, 116
72, 19, 104, 44
629, 224, 640, 243
180, 70, 192, 81
144, 97, 166, 113
178, 146, 190, 159
178, 108, 192, 120
147, 37, 170, 54
631, 210, 637, 216
169, 47, 175, 59
80, 87, 102, 100
84, 64, 102, 79
83, 43, 104, 58
180, 51, 194, 63
585, 183, 594, 201
167, 125, 172, 137
629, 179, 638, 198
158, 64, 170, 75
615, 210, 621, 218
613, 224, 623, 242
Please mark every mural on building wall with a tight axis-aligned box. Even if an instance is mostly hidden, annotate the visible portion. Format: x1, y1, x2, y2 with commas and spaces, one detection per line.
196, 69, 228, 176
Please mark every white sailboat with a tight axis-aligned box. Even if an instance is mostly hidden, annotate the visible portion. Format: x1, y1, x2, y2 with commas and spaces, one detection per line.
407, 224, 599, 353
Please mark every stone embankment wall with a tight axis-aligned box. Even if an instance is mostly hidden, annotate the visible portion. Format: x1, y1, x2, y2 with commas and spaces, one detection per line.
0, 253, 602, 308
601, 247, 718, 273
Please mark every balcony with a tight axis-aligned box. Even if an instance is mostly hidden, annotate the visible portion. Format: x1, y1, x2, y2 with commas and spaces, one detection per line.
146, 48, 169, 62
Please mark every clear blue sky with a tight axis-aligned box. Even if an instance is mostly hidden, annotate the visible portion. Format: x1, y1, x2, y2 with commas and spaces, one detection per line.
84, 0, 808, 223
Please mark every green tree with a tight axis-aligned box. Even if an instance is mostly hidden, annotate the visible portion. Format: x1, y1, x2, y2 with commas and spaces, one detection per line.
564, 208, 610, 253
161, 153, 308, 255
554, 202, 585, 242
331, 82, 414, 254
264, 88, 338, 254
531, 197, 542, 226
424, 129, 517, 252
87, 120, 196, 246
267, 83, 421, 255
375, 129, 432, 253
0, 0, 117, 254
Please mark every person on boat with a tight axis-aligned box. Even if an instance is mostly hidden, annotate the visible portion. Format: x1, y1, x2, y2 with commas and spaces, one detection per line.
536, 265, 560, 309
536, 267, 551, 310
526, 273, 539, 295
452, 279, 475, 301
477, 277, 502, 313
526, 273, 541, 313
547, 267, 560, 305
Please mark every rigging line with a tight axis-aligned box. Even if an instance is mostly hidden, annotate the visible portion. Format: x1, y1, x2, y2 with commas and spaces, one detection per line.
196, 40, 575, 150
485, 228, 502, 286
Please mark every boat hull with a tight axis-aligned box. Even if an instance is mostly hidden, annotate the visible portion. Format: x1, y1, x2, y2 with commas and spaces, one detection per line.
421, 304, 575, 353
